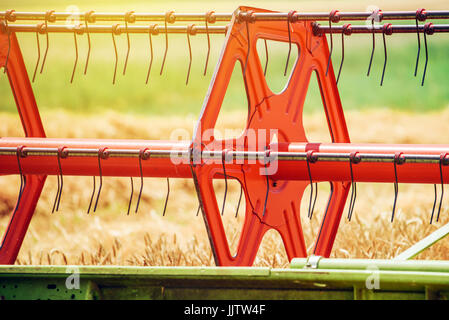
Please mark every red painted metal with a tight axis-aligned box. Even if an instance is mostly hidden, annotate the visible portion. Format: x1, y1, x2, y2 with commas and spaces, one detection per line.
1, 6, 447, 266
0, 31, 46, 264
0, 139, 448, 184
190, 6, 350, 266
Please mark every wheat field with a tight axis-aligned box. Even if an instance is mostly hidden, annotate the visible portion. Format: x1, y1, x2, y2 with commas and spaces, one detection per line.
1, 108, 449, 267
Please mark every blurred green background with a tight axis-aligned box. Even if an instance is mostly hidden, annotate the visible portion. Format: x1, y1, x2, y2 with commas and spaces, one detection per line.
1, 0, 449, 116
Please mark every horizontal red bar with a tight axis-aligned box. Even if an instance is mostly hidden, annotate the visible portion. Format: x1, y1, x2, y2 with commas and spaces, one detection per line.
1, 138, 449, 184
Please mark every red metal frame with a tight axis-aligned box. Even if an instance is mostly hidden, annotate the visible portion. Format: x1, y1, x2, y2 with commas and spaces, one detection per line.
1, 6, 449, 266
190, 6, 350, 265
0, 31, 47, 264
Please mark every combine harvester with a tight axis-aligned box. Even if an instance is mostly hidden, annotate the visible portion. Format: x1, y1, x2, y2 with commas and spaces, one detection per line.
1, 6, 449, 300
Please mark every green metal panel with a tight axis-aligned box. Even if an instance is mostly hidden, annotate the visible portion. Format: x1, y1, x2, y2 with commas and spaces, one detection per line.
1, 259, 449, 300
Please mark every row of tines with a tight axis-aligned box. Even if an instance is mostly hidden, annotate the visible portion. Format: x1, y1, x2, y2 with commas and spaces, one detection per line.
1, 9, 449, 84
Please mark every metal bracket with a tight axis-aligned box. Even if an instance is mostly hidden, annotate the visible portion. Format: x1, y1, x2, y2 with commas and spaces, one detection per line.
305, 255, 322, 269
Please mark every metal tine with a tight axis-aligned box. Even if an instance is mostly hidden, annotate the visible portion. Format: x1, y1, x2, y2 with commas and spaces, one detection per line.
15, 146, 26, 213
160, 11, 175, 76
55, 147, 66, 212
242, 11, 255, 78
185, 24, 196, 85
220, 150, 229, 216
436, 153, 448, 222
414, 9, 426, 77
380, 23, 392, 86
430, 184, 438, 224
111, 24, 120, 84
3, 18, 10, 74
70, 24, 81, 84
123, 11, 135, 76
263, 39, 269, 77
421, 22, 434, 86
262, 150, 271, 217
40, 10, 55, 74
325, 10, 340, 77
127, 177, 133, 215
366, 15, 376, 76
306, 151, 318, 219
146, 24, 157, 84
162, 178, 170, 216
93, 148, 107, 213
284, 10, 296, 77
3, 10, 17, 73
32, 24, 44, 82
83, 11, 95, 75
336, 24, 351, 85
87, 175, 96, 214
196, 205, 201, 216
52, 148, 64, 213
243, 19, 250, 77
135, 148, 149, 213
391, 153, 405, 222
203, 11, 215, 76
235, 184, 243, 218
347, 152, 360, 221
414, 18, 421, 76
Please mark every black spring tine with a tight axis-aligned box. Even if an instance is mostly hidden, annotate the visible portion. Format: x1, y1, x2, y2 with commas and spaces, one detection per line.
83, 11, 94, 75
55, 148, 65, 212
262, 150, 271, 217
3, 20, 10, 74
135, 149, 148, 214
422, 23, 434, 86
32, 26, 42, 82
347, 152, 360, 221
263, 39, 269, 77
123, 11, 134, 76
111, 24, 119, 85
51, 158, 61, 214
347, 157, 355, 221
160, 11, 174, 76
235, 184, 243, 218
196, 204, 201, 216
284, 11, 296, 77
326, 10, 339, 77
3, 11, 14, 74
93, 148, 106, 213
436, 153, 447, 222
391, 153, 404, 222
162, 178, 170, 216
40, 10, 54, 74
367, 18, 375, 76
430, 184, 437, 224
14, 147, 26, 215
185, 24, 195, 85
221, 150, 228, 216
242, 13, 252, 78
306, 151, 318, 219
127, 177, 133, 215
146, 24, 157, 84
87, 175, 96, 214
380, 23, 392, 86
203, 11, 215, 76
392, 164, 398, 222
414, 17, 421, 77
70, 26, 79, 84
336, 24, 351, 85
414, 9, 427, 77
52, 148, 64, 213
